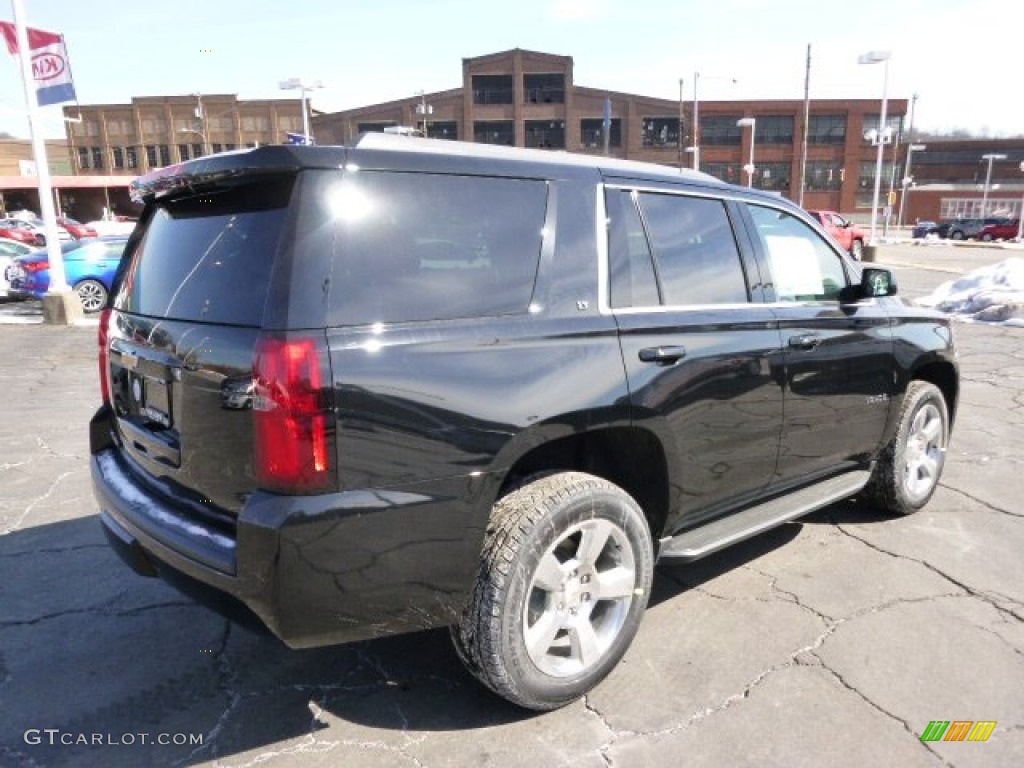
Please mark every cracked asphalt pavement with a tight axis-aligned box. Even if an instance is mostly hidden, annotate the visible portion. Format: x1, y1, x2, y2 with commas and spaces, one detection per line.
1, 243, 1022, 767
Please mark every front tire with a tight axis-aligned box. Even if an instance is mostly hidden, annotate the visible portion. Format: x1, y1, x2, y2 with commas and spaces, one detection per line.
453, 472, 654, 710
981, 233, 994, 242
951, 230, 965, 240
863, 381, 949, 515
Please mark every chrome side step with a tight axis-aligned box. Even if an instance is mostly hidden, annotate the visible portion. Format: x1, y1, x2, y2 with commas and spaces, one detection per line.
657, 470, 870, 562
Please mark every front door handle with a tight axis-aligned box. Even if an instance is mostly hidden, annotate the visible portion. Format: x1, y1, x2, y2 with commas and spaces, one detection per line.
639, 346, 687, 365
788, 334, 822, 350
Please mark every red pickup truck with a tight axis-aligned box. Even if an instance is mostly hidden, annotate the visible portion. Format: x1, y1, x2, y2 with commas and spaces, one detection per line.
807, 210, 866, 260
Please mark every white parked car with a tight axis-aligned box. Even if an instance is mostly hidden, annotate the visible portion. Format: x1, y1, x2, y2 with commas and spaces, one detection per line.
86, 219, 138, 237
0, 237, 34, 298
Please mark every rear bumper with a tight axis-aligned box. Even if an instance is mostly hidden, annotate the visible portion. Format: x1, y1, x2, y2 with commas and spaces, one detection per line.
92, 443, 494, 649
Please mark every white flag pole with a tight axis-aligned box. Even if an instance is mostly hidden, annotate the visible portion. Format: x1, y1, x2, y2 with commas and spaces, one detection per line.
11, 0, 80, 323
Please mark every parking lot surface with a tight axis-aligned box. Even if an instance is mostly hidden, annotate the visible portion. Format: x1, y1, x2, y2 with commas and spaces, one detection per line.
1, 243, 1022, 767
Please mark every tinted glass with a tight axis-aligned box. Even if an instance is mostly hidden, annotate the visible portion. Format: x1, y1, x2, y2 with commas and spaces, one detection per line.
326, 172, 547, 325
637, 193, 749, 305
607, 190, 660, 308
115, 180, 292, 325
747, 204, 848, 302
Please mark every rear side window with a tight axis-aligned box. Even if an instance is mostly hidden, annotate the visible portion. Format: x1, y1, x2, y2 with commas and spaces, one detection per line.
635, 192, 749, 305
115, 179, 293, 326
324, 171, 547, 326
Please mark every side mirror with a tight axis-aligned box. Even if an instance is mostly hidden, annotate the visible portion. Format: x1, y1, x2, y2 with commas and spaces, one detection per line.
839, 267, 898, 303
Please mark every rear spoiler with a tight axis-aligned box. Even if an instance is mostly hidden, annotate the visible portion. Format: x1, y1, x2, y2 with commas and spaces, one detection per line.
130, 145, 348, 204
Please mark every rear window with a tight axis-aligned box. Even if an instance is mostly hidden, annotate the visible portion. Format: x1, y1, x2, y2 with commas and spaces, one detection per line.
114, 179, 293, 325
313, 170, 548, 326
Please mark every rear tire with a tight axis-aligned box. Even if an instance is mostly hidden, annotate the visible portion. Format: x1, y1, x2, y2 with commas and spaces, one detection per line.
951, 230, 965, 240
862, 381, 949, 516
981, 233, 994, 242
452, 472, 654, 710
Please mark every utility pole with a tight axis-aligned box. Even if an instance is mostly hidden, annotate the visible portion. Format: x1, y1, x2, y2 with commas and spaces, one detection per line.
678, 78, 684, 171
798, 44, 811, 207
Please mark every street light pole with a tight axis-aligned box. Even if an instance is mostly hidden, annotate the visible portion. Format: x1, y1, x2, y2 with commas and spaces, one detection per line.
279, 78, 324, 145
898, 143, 926, 229
980, 153, 1006, 218
858, 50, 891, 246
737, 117, 756, 188
193, 93, 211, 156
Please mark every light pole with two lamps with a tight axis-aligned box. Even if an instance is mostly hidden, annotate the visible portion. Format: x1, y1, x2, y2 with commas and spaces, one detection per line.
688, 71, 738, 171
858, 50, 891, 245
736, 117, 756, 188
980, 153, 1007, 218
279, 78, 324, 145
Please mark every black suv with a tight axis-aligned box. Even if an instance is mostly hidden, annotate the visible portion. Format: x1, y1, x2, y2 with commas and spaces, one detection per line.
92, 134, 958, 711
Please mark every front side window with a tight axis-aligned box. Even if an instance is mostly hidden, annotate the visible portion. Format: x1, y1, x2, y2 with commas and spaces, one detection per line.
746, 204, 848, 302
636, 193, 749, 306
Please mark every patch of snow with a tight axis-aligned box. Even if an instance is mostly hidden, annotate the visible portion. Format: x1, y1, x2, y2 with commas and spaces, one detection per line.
915, 257, 1024, 325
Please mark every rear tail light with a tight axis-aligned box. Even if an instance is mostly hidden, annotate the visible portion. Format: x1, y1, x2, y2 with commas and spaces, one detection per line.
253, 333, 336, 494
23, 260, 48, 272
98, 308, 113, 405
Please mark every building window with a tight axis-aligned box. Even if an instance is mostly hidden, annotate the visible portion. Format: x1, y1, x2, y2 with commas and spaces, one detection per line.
474, 120, 514, 146
642, 117, 680, 147
159, 145, 171, 166
426, 121, 458, 140
178, 144, 191, 162
145, 145, 158, 167
91, 147, 104, 169
191, 143, 203, 158
756, 162, 791, 191
112, 146, 125, 170
580, 118, 620, 149
700, 116, 742, 146
702, 163, 742, 185
85, 121, 99, 137
524, 73, 565, 104
356, 121, 398, 134
142, 118, 167, 134
808, 115, 846, 145
126, 147, 138, 169
805, 161, 844, 191
225, 143, 237, 151
863, 114, 904, 143
77, 147, 90, 170
755, 115, 794, 144
212, 143, 223, 154
241, 116, 270, 132
857, 161, 896, 207
472, 74, 514, 105
525, 120, 565, 149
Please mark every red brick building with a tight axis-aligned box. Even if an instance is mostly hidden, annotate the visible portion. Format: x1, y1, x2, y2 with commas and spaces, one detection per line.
314, 48, 911, 216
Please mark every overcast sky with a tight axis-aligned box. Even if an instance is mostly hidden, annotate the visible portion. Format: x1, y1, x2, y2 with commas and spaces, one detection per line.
1, 0, 1021, 140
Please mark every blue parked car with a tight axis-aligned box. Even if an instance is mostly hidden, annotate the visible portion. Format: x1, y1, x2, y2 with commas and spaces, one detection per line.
9, 236, 128, 313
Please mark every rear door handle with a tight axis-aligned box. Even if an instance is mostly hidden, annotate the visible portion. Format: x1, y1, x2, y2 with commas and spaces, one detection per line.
788, 334, 822, 350
638, 346, 687, 365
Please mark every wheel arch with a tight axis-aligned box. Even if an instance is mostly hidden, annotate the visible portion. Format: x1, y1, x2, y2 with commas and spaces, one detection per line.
912, 360, 959, 427
497, 426, 672, 541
